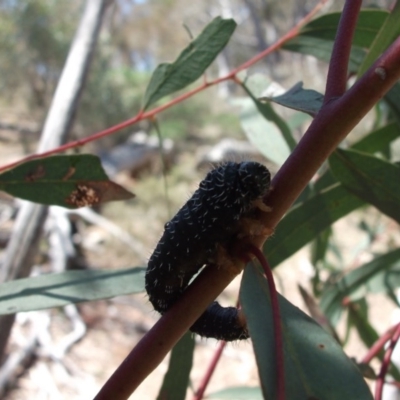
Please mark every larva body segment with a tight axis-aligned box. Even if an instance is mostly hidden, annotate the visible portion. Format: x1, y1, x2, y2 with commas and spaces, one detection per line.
145, 161, 271, 341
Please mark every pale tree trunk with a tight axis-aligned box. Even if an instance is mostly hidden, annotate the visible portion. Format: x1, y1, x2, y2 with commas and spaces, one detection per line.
0, 0, 109, 363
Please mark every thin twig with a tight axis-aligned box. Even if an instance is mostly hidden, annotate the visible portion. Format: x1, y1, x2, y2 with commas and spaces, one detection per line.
192, 341, 227, 400
375, 322, 400, 400
362, 325, 396, 365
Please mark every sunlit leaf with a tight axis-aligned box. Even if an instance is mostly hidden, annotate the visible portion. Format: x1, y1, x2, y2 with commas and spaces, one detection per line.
208, 386, 263, 399
240, 73, 297, 151
238, 98, 291, 165
0, 155, 134, 208
0, 267, 145, 315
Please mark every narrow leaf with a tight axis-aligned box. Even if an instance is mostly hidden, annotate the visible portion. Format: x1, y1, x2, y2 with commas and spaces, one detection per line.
240, 73, 297, 151
320, 248, 400, 323
310, 227, 332, 266
283, 36, 366, 72
0, 267, 146, 315
329, 148, 400, 223
0, 155, 134, 208
352, 122, 400, 153
142, 17, 236, 110
261, 82, 324, 116
238, 98, 291, 165
358, 3, 400, 77
298, 10, 388, 48
347, 300, 379, 348
157, 332, 195, 400
264, 183, 365, 269
384, 83, 400, 123
240, 264, 373, 400
283, 10, 389, 71
208, 387, 263, 399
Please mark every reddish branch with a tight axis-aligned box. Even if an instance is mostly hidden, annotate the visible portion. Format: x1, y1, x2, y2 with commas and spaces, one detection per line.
192, 340, 227, 400
362, 325, 397, 365
375, 323, 400, 400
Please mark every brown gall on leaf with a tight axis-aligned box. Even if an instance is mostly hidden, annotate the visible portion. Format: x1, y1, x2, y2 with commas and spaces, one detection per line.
25, 164, 45, 182
65, 184, 101, 208
65, 181, 134, 208
62, 166, 76, 181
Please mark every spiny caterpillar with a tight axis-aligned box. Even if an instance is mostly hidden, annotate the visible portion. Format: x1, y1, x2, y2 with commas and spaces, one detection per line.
145, 161, 271, 341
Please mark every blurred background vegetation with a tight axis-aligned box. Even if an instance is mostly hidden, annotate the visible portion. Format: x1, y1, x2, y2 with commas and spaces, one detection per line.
0, 0, 344, 149
0, 0, 392, 150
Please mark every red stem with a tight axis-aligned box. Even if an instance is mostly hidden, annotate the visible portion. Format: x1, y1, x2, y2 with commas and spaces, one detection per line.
324, 0, 362, 102
192, 340, 227, 400
248, 245, 285, 400
375, 322, 400, 400
362, 325, 396, 364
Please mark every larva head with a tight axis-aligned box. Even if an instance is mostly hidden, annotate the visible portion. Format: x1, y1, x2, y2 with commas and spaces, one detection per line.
237, 161, 271, 200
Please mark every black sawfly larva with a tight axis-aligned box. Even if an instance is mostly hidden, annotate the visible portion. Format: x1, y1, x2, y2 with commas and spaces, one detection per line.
145, 161, 271, 341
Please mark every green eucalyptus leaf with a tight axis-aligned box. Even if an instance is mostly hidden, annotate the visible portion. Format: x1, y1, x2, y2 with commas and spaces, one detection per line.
358, 3, 400, 76
283, 10, 389, 71
352, 122, 400, 154
208, 386, 263, 399
320, 248, 400, 323
157, 332, 195, 400
264, 183, 365, 269
142, 17, 236, 110
238, 97, 291, 165
240, 264, 373, 400
0, 267, 146, 315
329, 149, 400, 223
261, 82, 324, 116
0, 155, 133, 208
299, 10, 388, 47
